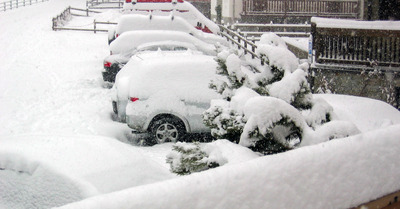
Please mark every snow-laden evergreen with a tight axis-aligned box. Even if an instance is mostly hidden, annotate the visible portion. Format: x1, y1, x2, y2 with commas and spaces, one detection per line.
204, 32, 359, 154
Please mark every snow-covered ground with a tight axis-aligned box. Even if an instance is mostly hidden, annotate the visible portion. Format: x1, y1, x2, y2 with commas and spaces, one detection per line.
1, 1, 400, 209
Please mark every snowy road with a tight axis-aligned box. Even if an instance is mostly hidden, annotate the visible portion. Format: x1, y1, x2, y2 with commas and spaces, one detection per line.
0, 0, 132, 139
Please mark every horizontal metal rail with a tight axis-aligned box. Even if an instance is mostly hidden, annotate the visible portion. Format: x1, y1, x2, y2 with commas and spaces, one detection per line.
1, 0, 49, 12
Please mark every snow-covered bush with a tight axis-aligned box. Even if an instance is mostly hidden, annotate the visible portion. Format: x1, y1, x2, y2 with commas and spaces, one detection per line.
203, 32, 358, 155
166, 142, 220, 175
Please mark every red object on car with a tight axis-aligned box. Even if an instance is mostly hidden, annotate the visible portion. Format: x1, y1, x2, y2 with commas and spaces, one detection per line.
130, 97, 139, 102
104, 62, 112, 68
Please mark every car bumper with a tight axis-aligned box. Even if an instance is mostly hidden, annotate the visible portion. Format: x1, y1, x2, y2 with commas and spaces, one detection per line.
126, 114, 148, 133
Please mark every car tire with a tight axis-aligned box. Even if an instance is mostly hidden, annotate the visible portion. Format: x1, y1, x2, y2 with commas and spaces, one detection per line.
150, 117, 186, 144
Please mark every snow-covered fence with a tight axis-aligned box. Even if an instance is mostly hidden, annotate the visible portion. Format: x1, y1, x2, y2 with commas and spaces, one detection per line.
231, 22, 311, 40
0, 0, 48, 12
311, 17, 400, 68
52, 7, 108, 33
242, 0, 360, 19
86, 0, 123, 9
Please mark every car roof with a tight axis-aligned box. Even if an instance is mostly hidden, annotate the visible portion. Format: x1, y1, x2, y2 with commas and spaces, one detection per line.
109, 30, 216, 55
115, 14, 198, 36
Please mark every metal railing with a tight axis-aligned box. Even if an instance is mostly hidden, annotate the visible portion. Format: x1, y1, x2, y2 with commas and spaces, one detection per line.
1, 0, 48, 12
312, 22, 400, 68
242, 0, 360, 19
232, 22, 311, 40
52, 7, 114, 33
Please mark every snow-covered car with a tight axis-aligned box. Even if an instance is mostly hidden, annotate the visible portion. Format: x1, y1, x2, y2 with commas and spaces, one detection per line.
114, 52, 220, 143
103, 30, 217, 82
108, 14, 225, 46
121, 0, 219, 34
112, 48, 207, 122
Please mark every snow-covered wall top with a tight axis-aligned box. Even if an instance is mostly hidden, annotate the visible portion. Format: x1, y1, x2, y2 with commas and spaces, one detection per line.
311, 17, 400, 31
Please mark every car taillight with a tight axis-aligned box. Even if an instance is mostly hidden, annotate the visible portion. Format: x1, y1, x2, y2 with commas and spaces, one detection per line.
104, 62, 112, 68
130, 97, 139, 102
125, 0, 132, 3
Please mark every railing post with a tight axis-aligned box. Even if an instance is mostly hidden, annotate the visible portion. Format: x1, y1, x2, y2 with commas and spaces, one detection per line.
94, 19, 96, 34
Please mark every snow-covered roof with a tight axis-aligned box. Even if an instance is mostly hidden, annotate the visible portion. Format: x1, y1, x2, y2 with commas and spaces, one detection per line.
311, 17, 400, 31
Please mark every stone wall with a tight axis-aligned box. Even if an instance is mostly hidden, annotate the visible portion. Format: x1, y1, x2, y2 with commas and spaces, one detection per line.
310, 65, 400, 109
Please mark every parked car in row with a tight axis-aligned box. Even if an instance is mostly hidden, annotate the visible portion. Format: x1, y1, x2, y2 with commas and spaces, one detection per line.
122, 0, 219, 34
103, 30, 217, 82
123, 52, 221, 144
112, 47, 207, 122
108, 14, 225, 46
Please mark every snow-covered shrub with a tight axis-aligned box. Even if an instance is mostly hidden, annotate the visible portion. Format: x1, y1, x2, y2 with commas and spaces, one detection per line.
166, 142, 220, 175
202, 32, 359, 155
240, 96, 306, 155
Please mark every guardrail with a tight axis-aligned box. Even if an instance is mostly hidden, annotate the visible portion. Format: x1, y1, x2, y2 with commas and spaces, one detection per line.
311, 20, 400, 68
232, 23, 311, 40
242, 0, 360, 19
0, 0, 49, 12
219, 24, 260, 60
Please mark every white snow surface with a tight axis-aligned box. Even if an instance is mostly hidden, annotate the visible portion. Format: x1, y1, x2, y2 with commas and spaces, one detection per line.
312, 17, 400, 30
59, 125, 400, 209
121, 0, 220, 34
109, 30, 216, 55
1, 1, 400, 209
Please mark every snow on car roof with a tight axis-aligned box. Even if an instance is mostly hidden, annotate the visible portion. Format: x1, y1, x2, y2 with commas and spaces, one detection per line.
115, 14, 198, 36
109, 30, 216, 55
126, 53, 220, 103
122, 0, 220, 34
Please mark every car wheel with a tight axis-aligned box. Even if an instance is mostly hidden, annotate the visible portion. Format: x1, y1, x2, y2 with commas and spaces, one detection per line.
150, 117, 186, 144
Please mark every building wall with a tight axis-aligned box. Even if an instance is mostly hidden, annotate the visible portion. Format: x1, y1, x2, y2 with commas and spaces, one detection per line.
311, 66, 400, 109
210, 0, 242, 23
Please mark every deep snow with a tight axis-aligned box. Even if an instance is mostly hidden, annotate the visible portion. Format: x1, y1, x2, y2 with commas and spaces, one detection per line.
1, 1, 400, 209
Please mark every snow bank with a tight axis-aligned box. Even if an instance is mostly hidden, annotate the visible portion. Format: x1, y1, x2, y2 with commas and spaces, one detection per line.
315, 94, 400, 132
58, 125, 400, 209
0, 153, 96, 209
0, 134, 175, 208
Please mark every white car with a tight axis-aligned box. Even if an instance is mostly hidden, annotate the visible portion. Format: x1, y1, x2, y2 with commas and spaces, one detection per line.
108, 14, 226, 46
112, 47, 207, 122
103, 30, 217, 82
121, 0, 219, 34
119, 52, 220, 144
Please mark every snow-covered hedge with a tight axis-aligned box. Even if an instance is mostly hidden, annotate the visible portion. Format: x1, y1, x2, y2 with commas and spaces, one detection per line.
204, 32, 359, 154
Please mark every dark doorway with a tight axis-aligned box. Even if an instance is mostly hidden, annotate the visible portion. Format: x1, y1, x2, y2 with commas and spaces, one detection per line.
395, 87, 400, 110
